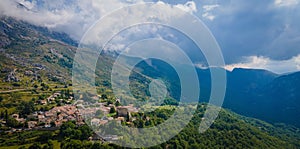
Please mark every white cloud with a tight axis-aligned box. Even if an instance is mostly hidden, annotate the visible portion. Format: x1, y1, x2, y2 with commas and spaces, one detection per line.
0, 0, 148, 40
202, 12, 216, 21
224, 55, 300, 74
79, 1, 200, 47
203, 4, 219, 12
194, 63, 208, 69
202, 4, 219, 21
0, 0, 199, 41
175, 1, 197, 14
274, 0, 299, 7
17, 0, 36, 9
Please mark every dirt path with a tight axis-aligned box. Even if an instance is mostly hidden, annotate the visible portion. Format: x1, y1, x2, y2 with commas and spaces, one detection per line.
0, 88, 31, 93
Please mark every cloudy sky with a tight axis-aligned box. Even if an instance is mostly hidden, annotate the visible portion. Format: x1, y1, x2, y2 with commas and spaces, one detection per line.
0, 0, 300, 74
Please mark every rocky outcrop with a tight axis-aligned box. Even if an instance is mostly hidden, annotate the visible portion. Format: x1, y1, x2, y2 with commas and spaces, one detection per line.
4, 70, 20, 82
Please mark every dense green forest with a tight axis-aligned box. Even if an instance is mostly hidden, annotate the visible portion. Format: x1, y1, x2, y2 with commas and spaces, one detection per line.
1, 104, 299, 149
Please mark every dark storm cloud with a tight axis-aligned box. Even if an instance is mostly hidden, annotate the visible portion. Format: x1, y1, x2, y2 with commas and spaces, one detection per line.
198, 0, 300, 63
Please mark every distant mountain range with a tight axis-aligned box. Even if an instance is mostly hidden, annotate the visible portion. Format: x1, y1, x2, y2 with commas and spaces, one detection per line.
134, 58, 300, 127
224, 68, 300, 127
